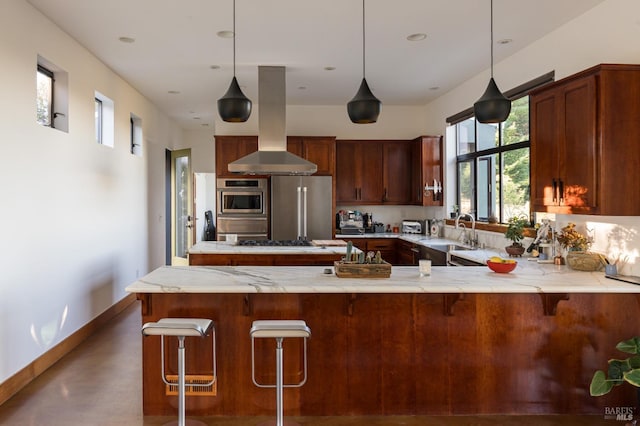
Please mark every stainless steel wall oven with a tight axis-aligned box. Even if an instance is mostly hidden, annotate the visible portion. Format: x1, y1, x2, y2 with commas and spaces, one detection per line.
216, 178, 269, 241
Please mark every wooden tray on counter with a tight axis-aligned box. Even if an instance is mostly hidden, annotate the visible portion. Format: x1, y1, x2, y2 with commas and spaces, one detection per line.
334, 261, 391, 278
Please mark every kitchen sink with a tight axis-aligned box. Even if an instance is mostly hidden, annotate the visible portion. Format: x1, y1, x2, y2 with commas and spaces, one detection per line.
426, 244, 471, 252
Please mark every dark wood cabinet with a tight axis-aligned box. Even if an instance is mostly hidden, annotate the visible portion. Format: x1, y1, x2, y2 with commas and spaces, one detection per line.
336, 238, 397, 264
530, 76, 597, 213
396, 239, 419, 265
335, 140, 384, 204
382, 141, 412, 204
530, 64, 640, 215
215, 135, 258, 177
411, 135, 443, 206
287, 136, 336, 176
336, 140, 412, 205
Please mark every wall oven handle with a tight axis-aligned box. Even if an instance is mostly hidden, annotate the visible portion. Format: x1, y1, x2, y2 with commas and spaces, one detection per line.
216, 216, 267, 220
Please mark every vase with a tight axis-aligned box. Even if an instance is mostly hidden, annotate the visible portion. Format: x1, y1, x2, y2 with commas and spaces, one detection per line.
565, 251, 604, 271
505, 245, 525, 257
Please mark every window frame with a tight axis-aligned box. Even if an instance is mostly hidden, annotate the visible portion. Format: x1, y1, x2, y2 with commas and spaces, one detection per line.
95, 97, 103, 144
36, 64, 54, 127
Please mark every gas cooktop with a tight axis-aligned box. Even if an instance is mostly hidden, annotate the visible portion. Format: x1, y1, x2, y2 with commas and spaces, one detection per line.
238, 239, 313, 247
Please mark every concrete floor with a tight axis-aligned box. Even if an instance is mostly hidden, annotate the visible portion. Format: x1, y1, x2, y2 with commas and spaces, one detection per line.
0, 301, 613, 425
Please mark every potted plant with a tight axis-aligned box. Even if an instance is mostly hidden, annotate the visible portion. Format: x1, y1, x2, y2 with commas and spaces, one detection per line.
556, 222, 601, 271
590, 336, 640, 397
504, 216, 528, 257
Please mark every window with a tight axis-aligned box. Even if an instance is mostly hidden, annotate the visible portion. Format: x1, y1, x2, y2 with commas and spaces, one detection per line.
130, 113, 143, 156
36, 65, 53, 127
447, 72, 554, 224
94, 91, 114, 147
95, 98, 103, 144
36, 55, 68, 132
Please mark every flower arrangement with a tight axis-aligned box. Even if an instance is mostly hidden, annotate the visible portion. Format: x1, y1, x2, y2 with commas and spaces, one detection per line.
556, 222, 592, 252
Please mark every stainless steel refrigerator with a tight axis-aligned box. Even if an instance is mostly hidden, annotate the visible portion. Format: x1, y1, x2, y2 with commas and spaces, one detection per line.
271, 175, 333, 241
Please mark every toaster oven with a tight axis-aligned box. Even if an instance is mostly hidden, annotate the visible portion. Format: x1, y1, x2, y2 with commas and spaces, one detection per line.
402, 220, 425, 234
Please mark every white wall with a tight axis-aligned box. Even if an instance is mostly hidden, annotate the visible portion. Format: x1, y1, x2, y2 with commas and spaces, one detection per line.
0, 0, 183, 384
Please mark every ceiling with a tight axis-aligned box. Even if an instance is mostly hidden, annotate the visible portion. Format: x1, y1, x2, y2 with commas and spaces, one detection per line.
27, 0, 604, 129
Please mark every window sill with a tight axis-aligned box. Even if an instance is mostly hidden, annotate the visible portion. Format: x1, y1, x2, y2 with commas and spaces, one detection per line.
444, 220, 536, 238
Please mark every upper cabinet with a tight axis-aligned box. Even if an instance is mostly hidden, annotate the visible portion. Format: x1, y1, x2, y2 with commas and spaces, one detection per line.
382, 141, 413, 204
335, 138, 442, 206
411, 135, 443, 206
287, 136, 336, 176
215, 136, 258, 178
530, 64, 640, 215
335, 140, 384, 204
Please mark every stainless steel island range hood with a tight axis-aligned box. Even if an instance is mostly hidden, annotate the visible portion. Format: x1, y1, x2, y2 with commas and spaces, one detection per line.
228, 66, 317, 175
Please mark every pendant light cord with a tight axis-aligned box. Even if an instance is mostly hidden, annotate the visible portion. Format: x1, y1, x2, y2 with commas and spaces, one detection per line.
233, 0, 237, 77
362, 0, 366, 79
490, 0, 494, 79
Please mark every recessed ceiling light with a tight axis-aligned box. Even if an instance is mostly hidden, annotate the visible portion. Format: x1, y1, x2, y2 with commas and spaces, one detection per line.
429, 86, 440, 91
201, 123, 209, 127
217, 30, 234, 39
193, 116, 201, 120
168, 90, 180, 94
324, 66, 336, 71
407, 33, 427, 41
497, 38, 512, 45
298, 86, 307, 90
210, 65, 221, 70
118, 36, 135, 44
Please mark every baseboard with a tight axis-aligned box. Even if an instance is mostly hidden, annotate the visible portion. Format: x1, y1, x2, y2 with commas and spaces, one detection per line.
0, 293, 136, 406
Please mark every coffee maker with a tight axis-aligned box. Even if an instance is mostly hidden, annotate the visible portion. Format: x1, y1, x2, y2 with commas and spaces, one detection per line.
363, 213, 374, 233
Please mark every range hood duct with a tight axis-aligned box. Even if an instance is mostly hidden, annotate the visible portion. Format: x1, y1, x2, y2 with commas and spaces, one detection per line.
228, 66, 317, 175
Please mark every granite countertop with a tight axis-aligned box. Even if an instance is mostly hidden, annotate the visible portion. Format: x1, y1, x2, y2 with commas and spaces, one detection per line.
125, 263, 640, 294
189, 241, 355, 255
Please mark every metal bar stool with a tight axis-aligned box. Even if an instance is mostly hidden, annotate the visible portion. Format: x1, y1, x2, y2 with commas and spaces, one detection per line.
250, 320, 311, 426
142, 318, 216, 426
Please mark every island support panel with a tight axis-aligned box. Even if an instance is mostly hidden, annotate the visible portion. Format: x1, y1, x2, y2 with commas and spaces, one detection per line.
136, 292, 639, 416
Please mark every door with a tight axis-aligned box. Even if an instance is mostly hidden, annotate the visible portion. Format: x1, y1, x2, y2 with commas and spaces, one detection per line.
171, 149, 193, 265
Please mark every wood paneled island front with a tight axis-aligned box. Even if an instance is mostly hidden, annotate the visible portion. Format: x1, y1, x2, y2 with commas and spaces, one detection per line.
126, 264, 640, 417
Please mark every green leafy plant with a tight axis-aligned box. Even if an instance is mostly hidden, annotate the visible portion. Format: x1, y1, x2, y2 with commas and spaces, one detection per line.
504, 216, 529, 247
590, 337, 640, 396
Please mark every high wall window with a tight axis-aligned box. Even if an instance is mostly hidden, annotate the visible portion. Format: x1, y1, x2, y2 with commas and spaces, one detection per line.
36, 55, 68, 132
130, 113, 143, 156
94, 98, 103, 144
447, 72, 554, 224
36, 65, 53, 127
94, 91, 114, 147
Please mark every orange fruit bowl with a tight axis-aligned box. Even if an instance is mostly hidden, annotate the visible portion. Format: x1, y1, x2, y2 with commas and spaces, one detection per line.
486, 260, 517, 273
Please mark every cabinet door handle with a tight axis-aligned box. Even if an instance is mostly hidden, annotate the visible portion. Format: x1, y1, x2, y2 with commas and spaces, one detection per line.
355, 187, 358, 199
358, 188, 362, 200
559, 179, 564, 204
383, 188, 387, 202
552, 179, 557, 203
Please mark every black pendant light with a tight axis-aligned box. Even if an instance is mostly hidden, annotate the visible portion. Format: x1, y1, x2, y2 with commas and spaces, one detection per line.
348, 0, 381, 124
218, 0, 252, 123
473, 0, 511, 123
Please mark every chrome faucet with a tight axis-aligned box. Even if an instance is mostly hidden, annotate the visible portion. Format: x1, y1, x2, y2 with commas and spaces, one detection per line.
455, 213, 476, 247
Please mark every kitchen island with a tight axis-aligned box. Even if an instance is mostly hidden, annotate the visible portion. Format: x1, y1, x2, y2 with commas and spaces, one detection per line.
126, 264, 640, 417
188, 240, 352, 266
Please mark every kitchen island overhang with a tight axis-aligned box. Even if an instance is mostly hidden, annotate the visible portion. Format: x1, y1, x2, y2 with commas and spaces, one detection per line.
127, 265, 640, 417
